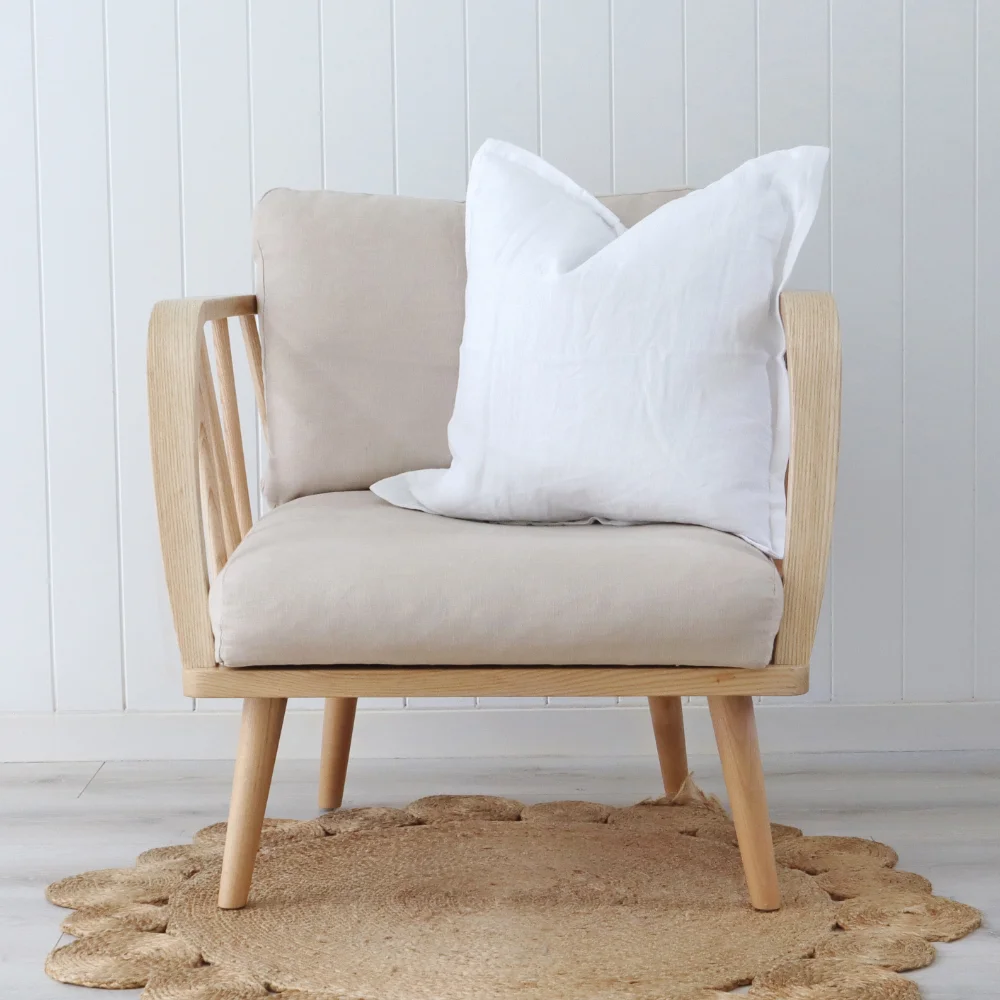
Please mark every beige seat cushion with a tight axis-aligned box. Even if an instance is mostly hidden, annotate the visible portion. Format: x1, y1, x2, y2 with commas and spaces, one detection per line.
254, 187, 688, 506
209, 492, 782, 668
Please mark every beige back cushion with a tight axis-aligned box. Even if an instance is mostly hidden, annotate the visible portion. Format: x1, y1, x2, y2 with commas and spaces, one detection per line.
255, 187, 689, 505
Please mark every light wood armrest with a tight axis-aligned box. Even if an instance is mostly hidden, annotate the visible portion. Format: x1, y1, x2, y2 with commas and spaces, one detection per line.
148, 295, 258, 671
772, 291, 842, 668
148, 290, 837, 680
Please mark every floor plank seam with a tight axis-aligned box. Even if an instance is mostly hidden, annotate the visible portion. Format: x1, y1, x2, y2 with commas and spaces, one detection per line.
75, 761, 105, 799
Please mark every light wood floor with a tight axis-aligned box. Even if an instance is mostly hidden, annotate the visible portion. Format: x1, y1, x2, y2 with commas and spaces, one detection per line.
2, 752, 998, 998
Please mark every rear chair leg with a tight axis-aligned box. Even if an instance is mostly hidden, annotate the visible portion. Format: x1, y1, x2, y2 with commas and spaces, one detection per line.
647, 696, 689, 797
218, 697, 287, 909
708, 694, 781, 911
318, 696, 357, 810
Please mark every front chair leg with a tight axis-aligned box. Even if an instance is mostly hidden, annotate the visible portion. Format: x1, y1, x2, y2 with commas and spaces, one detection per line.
318, 696, 357, 810
707, 694, 781, 911
648, 696, 689, 797
218, 697, 287, 909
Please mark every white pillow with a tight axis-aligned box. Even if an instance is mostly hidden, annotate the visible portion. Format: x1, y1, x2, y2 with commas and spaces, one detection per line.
371, 140, 828, 557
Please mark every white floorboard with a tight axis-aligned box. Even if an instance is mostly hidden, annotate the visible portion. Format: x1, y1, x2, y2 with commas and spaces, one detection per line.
1, 753, 997, 998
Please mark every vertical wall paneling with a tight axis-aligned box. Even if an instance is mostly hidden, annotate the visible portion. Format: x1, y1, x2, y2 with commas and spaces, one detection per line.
0, 0, 53, 711
321, 0, 395, 194
248, 0, 323, 685
757, 0, 832, 702
34, 0, 123, 711
394, 0, 468, 199
611, 0, 684, 193
249, 0, 324, 712
903, 0, 976, 702
757, 0, 831, 291
105, 0, 187, 712
684, 0, 758, 187
466, 0, 539, 159
176, 0, 255, 295
976, 2, 1000, 700
250, 0, 323, 196
393, 0, 470, 709
246, 0, 322, 710
177, 0, 257, 713
830, 0, 905, 703
539, 0, 612, 194
4, 3, 1000, 736
682, 0, 757, 714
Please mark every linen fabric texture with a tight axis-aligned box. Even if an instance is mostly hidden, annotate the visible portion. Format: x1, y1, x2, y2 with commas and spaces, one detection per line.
372, 141, 829, 557
209, 492, 782, 667
254, 186, 688, 505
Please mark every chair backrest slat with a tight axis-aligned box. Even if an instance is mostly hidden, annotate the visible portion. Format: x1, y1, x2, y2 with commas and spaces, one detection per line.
197, 419, 228, 579
211, 318, 254, 537
198, 336, 241, 557
238, 313, 268, 444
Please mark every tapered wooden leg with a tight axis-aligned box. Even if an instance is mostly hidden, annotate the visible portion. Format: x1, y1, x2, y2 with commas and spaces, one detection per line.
218, 697, 286, 909
318, 696, 357, 810
648, 696, 689, 797
708, 695, 781, 911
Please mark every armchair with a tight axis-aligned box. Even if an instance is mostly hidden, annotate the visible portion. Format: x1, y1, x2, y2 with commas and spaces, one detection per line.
148, 190, 839, 913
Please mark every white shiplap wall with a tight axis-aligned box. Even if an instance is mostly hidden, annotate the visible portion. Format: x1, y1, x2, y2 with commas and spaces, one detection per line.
3, 0, 999, 757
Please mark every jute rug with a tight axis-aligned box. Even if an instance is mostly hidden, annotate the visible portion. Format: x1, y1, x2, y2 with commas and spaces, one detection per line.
45, 782, 980, 999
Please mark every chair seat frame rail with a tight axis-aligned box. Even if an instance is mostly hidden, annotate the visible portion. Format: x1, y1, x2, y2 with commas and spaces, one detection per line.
147, 290, 841, 911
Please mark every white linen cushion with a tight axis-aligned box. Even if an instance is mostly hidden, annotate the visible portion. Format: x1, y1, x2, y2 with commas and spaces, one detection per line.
371, 140, 828, 557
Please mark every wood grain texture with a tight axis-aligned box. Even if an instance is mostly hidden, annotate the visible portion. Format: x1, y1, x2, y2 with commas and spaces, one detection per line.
708, 695, 781, 910
318, 697, 357, 810
184, 665, 809, 699
772, 292, 841, 668
147, 296, 256, 673
177, 0, 258, 596
218, 697, 287, 908
757, 1, 833, 704
210, 319, 253, 538
197, 420, 228, 579
150, 287, 836, 705
198, 337, 241, 556
238, 314, 268, 442
647, 696, 688, 796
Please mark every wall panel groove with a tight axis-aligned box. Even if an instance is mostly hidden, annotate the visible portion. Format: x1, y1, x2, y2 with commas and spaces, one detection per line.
2, 2, 994, 747
0, 0, 54, 713
34, 0, 124, 712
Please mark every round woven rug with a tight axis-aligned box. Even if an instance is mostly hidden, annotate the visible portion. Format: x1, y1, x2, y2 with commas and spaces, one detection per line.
45, 784, 980, 1000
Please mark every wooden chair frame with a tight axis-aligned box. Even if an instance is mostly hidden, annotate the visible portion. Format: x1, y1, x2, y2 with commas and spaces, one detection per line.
147, 291, 840, 911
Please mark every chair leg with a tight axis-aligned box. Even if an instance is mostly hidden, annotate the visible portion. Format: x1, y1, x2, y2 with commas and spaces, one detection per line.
707, 694, 781, 911
218, 697, 287, 909
318, 696, 357, 811
647, 696, 689, 797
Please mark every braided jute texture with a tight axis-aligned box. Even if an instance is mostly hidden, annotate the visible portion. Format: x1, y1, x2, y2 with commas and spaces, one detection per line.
45, 786, 980, 999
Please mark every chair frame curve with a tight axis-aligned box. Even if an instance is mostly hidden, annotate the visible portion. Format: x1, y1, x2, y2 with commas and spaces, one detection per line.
148, 289, 841, 911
